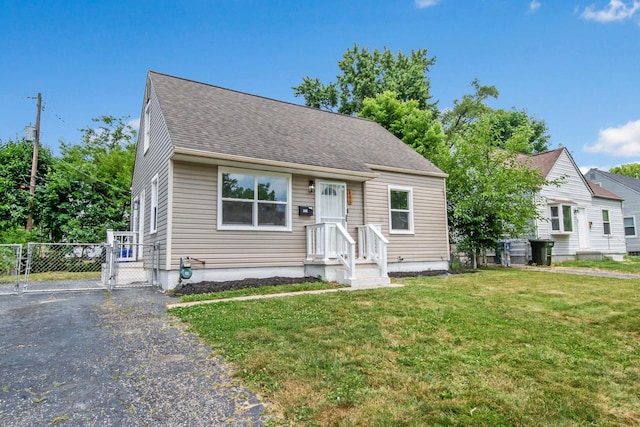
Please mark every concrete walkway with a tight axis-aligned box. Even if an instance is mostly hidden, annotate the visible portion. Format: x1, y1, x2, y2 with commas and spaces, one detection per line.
167, 282, 405, 309
510, 264, 640, 280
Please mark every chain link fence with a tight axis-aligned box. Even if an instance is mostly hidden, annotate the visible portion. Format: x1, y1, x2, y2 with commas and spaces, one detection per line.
23, 243, 107, 292
0, 244, 22, 295
103, 243, 159, 290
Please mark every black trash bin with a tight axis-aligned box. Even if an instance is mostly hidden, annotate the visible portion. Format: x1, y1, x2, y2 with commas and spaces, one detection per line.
529, 239, 554, 266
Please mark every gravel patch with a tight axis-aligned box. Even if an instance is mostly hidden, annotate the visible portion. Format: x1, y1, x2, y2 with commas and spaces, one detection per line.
0, 288, 268, 426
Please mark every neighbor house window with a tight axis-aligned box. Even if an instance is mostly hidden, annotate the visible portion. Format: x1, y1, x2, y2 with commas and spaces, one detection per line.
624, 217, 636, 237
218, 168, 291, 231
389, 186, 414, 234
143, 100, 151, 153
150, 175, 158, 234
602, 210, 611, 235
550, 204, 573, 233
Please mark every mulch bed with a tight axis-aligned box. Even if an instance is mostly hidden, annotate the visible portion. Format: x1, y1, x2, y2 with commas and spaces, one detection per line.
173, 270, 472, 296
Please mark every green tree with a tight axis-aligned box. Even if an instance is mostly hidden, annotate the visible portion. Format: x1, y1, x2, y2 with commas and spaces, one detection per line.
40, 116, 136, 242
359, 91, 446, 160
487, 109, 550, 154
293, 44, 437, 116
441, 78, 499, 141
609, 163, 640, 179
0, 138, 54, 242
438, 112, 549, 267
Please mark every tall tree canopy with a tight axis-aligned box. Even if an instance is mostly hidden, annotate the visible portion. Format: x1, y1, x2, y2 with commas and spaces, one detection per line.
0, 138, 55, 243
39, 116, 136, 242
609, 163, 640, 179
359, 91, 445, 161
293, 44, 437, 116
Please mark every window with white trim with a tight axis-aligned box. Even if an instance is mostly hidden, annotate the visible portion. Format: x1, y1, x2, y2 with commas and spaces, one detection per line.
550, 204, 573, 233
624, 216, 636, 237
218, 168, 291, 231
389, 186, 414, 234
602, 210, 611, 235
143, 100, 151, 153
150, 175, 158, 234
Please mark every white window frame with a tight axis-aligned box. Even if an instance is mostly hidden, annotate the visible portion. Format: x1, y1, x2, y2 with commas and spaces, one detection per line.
143, 100, 151, 154
388, 185, 414, 234
217, 167, 292, 231
624, 216, 637, 238
549, 204, 573, 234
150, 174, 158, 234
602, 209, 611, 235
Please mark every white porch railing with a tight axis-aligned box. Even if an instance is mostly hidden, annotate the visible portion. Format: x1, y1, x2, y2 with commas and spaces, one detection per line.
306, 223, 356, 280
106, 229, 138, 261
357, 224, 389, 278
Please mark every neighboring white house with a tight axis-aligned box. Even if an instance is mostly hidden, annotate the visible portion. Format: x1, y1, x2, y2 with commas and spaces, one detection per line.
129, 71, 450, 290
516, 148, 627, 262
585, 169, 640, 255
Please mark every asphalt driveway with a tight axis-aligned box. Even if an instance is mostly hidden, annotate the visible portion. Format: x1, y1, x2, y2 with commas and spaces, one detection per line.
0, 288, 267, 426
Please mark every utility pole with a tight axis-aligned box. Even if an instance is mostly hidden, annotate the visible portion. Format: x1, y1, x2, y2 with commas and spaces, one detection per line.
26, 92, 42, 232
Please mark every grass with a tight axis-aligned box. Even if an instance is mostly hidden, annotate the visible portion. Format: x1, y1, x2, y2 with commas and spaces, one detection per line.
177, 281, 345, 302
554, 255, 640, 274
170, 269, 640, 426
0, 271, 101, 283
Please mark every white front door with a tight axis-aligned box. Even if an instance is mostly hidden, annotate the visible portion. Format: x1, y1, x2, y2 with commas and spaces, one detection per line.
576, 207, 590, 250
316, 181, 347, 258
316, 181, 347, 226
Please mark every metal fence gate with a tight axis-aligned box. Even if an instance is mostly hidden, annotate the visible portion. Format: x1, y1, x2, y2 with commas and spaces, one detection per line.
0, 244, 22, 295
103, 242, 159, 290
0, 242, 160, 294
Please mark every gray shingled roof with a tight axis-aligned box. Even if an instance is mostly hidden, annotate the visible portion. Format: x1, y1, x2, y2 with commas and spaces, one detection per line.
587, 169, 640, 194
149, 71, 444, 176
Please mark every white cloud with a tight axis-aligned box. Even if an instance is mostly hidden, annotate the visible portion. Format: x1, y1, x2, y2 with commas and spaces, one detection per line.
415, 0, 440, 8
128, 117, 140, 134
529, 1, 542, 12
581, 0, 640, 22
584, 119, 640, 156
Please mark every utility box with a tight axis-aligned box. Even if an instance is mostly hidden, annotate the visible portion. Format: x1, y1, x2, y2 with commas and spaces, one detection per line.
529, 239, 554, 266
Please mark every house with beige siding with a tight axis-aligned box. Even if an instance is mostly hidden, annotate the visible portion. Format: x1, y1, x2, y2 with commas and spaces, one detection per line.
517, 148, 627, 262
130, 71, 450, 290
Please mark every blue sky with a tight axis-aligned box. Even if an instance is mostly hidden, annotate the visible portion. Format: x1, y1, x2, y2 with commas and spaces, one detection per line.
1, 0, 639, 172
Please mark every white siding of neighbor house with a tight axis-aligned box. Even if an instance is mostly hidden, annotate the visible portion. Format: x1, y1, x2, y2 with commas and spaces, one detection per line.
364, 170, 449, 263
170, 160, 367, 270
131, 80, 173, 268
587, 170, 640, 253
535, 150, 626, 259
589, 197, 627, 256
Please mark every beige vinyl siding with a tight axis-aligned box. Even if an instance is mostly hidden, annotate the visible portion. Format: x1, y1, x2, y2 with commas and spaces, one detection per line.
171, 161, 321, 269
365, 170, 448, 262
346, 181, 364, 237
131, 80, 173, 268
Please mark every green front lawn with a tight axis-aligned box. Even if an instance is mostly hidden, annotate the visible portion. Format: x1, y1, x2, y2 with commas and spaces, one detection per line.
555, 256, 640, 274
170, 269, 640, 426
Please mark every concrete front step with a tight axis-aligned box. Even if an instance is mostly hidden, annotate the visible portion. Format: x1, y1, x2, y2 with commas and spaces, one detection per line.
336, 263, 390, 287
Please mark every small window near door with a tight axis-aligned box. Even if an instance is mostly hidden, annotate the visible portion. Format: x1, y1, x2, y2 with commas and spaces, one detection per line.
624, 217, 636, 237
389, 186, 414, 234
602, 210, 611, 235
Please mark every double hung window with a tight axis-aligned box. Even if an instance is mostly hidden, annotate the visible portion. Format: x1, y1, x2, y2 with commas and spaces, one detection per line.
389, 186, 414, 234
219, 168, 290, 230
624, 217, 636, 237
602, 210, 611, 235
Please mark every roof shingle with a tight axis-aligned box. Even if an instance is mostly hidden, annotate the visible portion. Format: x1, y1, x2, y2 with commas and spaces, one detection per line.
149, 71, 445, 177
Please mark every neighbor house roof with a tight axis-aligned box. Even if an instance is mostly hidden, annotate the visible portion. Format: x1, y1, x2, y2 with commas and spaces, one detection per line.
148, 71, 446, 178
520, 148, 564, 178
586, 169, 640, 194
586, 180, 624, 201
